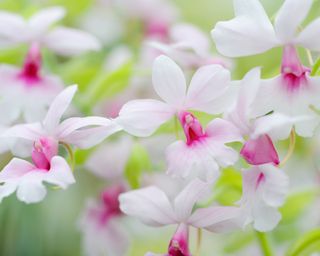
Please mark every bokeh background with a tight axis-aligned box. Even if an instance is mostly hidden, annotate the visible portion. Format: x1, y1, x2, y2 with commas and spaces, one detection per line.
0, 0, 320, 255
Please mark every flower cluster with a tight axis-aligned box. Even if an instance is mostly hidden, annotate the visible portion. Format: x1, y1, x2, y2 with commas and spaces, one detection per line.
0, 0, 320, 256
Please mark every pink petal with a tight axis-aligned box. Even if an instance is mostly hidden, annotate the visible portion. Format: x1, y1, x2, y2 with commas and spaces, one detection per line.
240, 134, 279, 165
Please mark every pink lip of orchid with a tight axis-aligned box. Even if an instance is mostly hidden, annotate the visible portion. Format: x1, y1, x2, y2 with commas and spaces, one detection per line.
2, 85, 122, 152
239, 164, 289, 232
212, 0, 320, 138
120, 178, 245, 256
0, 137, 75, 204
0, 6, 101, 56
166, 112, 242, 181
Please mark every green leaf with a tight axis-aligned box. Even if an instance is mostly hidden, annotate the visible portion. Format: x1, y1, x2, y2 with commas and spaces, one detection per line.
280, 189, 317, 224
286, 229, 320, 256
125, 143, 151, 189
80, 61, 133, 113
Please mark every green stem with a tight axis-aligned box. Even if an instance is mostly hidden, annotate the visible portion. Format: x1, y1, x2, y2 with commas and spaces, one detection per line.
60, 142, 75, 171
311, 58, 320, 76
256, 232, 274, 256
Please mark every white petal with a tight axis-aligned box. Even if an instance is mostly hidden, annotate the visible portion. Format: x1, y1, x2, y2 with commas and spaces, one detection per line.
28, 6, 65, 35
16, 177, 47, 204
166, 140, 220, 181
174, 179, 211, 221
0, 11, 26, 47
43, 27, 101, 56
211, 0, 278, 57
189, 206, 244, 232
185, 65, 231, 114
0, 158, 35, 182
0, 183, 18, 203
43, 85, 77, 133
119, 186, 177, 226
152, 55, 187, 107
206, 118, 243, 143
2, 123, 45, 141
274, 0, 313, 43
296, 18, 320, 51
44, 156, 75, 189
252, 203, 282, 232
116, 99, 175, 137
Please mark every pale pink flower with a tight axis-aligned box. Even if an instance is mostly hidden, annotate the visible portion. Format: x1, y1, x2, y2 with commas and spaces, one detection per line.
240, 164, 289, 232
3, 85, 121, 151
0, 137, 74, 203
120, 178, 244, 256
0, 6, 100, 56
0, 43, 63, 124
79, 185, 129, 256
212, 0, 320, 137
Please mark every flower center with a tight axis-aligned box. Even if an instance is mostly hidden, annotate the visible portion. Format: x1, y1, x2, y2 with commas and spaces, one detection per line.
281, 45, 310, 92
168, 223, 190, 256
31, 137, 58, 170
18, 43, 42, 85
178, 111, 206, 145
145, 20, 169, 40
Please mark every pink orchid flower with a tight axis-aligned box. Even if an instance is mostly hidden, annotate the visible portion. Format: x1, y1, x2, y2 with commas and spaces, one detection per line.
78, 184, 129, 256
0, 137, 74, 203
3, 85, 121, 151
120, 178, 244, 256
0, 43, 63, 124
0, 6, 100, 56
212, 0, 320, 137
239, 164, 289, 232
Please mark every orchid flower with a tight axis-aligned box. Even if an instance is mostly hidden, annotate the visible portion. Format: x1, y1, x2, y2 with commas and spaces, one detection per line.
0, 6, 100, 56
3, 85, 121, 152
239, 164, 289, 232
78, 184, 129, 256
116, 55, 234, 137
150, 23, 232, 69
116, 55, 240, 180
212, 0, 320, 137
0, 43, 63, 124
0, 137, 74, 203
225, 67, 308, 165
120, 178, 244, 256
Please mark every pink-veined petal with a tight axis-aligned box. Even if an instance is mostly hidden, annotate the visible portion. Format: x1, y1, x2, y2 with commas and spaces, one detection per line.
296, 18, 320, 51
174, 179, 211, 221
116, 99, 175, 137
0, 158, 35, 181
28, 6, 65, 35
152, 55, 187, 107
43, 85, 77, 133
274, 0, 313, 43
188, 206, 244, 233
43, 27, 101, 56
185, 65, 231, 114
211, 0, 278, 57
119, 186, 177, 226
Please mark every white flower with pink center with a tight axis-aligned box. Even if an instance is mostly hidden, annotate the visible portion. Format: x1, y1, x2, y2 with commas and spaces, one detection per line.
0, 6, 100, 56
0, 43, 63, 124
239, 164, 289, 232
79, 184, 129, 256
0, 136, 74, 203
212, 0, 320, 137
2, 85, 121, 153
120, 178, 243, 256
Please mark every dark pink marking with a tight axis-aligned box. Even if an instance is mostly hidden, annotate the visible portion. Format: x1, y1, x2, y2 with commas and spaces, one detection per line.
168, 223, 191, 256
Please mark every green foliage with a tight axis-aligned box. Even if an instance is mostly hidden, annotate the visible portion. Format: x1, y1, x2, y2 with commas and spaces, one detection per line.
125, 142, 151, 189
286, 229, 320, 256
